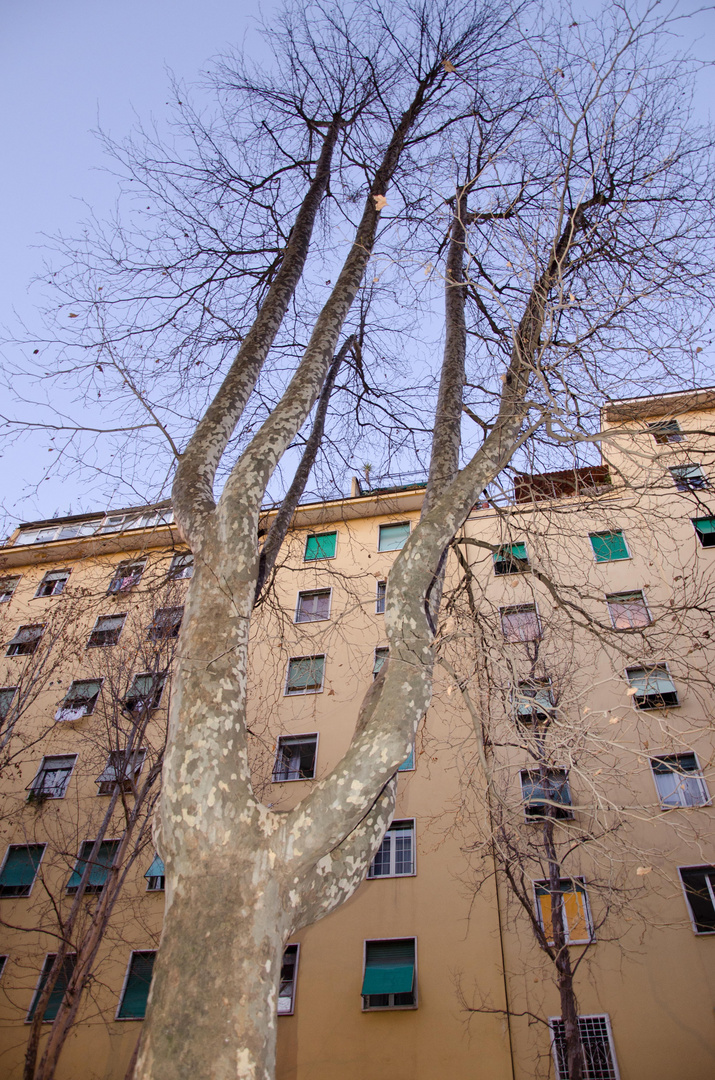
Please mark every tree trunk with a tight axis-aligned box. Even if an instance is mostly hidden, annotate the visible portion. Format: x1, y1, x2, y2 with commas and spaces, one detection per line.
136, 853, 290, 1080
543, 812, 583, 1080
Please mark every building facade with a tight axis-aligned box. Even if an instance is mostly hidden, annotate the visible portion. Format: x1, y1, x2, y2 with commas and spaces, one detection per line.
0, 388, 714, 1079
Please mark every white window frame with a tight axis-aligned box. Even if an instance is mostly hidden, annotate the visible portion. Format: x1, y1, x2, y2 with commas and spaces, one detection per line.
168, 552, 194, 579
294, 587, 333, 624
520, 768, 573, 821
669, 463, 708, 491
650, 752, 710, 809
373, 646, 389, 680
272, 733, 319, 782
361, 936, 418, 1011
302, 530, 338, 562
87, 614, 126, 648
499, 603, 542, 643
277, 943, 300, 1016
367, 819, 416, 879
26, 953, 77, 1023
6, 624, 45, 657
0, 843, 47, 898
33, 569, 70, 599
284, 655, 326, 696
67, 837, 121, 894
115, 949, 157, 1021
588, 530, 631, 563
533, 876, 594, 945
375, 579, 386, 614
624, 661, 679, 709
605, 590, 651, 630
124, 672, 166, 712
28, 755, 77, 800
549, 1014, 620, 1080
55, 679, 104, 721
107, 559, 146, 594
0, 575, 21, 602
677, 865, 715, 935
377, 521, 411, 553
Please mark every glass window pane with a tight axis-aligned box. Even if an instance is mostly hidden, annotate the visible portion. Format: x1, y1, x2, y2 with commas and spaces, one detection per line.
378, 523, 410, 552
286, 656, 324, 693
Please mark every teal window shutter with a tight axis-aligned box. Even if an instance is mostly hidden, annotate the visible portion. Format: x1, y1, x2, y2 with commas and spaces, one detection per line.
589, 531, 628, 561
398, 744, 415, 771
28, 954, 76, 1021
378, 523, 410, 552
67, 839, 120, 892
304, 532, 337, 560
0, 844, 44, 896
286, 656, 325, 693
118, 951, 156, 1019
493, 542, 529, 574
693, 517, 715, 547
362, 940, 415, 996
144, 854, 165, 880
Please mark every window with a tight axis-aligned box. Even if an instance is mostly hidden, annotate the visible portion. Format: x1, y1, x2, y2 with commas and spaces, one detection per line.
0, 956, 6, 980
117, 951, 156, 1019
272, 735, 317, 781
501, 604, 541, 642
589, 531, 629, 562
535, 879, 593, 944
27, 955, 77, 1022
295, 589, 331, 623
67, 839, 120, 893
168, 552, 193, 579
27, 755, 76, 800
108, 560, 145, 594
670, 464, 707, 491
124, 673, 165, 712
362, 938, 416, 1009
550, 1015, 619, 1080
87, 614, 125, 648
494, 542, 529, 575
6, 624, 44, 656
145, 854, 165, 892
373, 647, 389, 679
0, 576, 20, 602
15, 520, 98, 545
368, 820, 415, 878
0, 844, 45, 897
514, 679, 553, 721
521, 769, 572, 819
378, 522, 410, 552
692, 517, 715, 548
648, 419, 683, 444
285, 655, 325, 695
398, 740, 415, 772
304, 532, 337, 561
651, 754, 709, 808
147, 607, 183, 640
376, 580, 386, 614
626, 664, 678, 709
97, 508, 173, 535
679, 866, 715, 933
34, 570, 70, 598
55, 679, 102, 721
278, 944, 299, 1015
0, 687, 17, 721
95, 750, 146, 795
606, 591, 650, 629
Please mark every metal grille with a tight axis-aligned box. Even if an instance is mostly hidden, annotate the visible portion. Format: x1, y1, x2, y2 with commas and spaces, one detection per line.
551, 1015, 618, 1080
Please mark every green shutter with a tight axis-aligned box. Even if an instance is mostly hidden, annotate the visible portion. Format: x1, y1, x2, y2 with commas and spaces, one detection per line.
118, 952, 156, 1019
68, 840, 120, 890
304, 532, 337, 560
693, 517, 715, 535
589, 531, 628, 561
0, 845, 44, 891
378, 523, 410, 552
398, 744, 415, 771
362, 940, 415, 996
28, 955, 76, 1021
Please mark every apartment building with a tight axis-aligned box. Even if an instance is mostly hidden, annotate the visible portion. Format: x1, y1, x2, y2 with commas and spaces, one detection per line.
0, 387, 713, 1080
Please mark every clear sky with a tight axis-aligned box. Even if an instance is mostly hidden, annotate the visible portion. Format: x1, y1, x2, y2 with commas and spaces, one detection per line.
0, 0, 273, 525
1, 1, 713, 530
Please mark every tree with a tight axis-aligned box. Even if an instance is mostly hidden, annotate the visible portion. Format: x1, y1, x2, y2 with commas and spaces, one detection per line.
2, 2, 714, 1078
